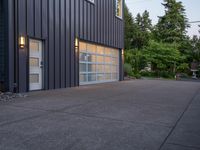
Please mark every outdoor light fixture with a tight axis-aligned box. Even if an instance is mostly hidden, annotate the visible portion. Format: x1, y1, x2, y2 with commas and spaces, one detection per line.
19, 36, 26, 49
75, 38, 79, 48
122, 49, 124, 55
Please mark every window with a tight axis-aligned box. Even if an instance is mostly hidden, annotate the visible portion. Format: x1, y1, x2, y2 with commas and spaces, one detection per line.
79, 42, 119, 85
115, 0, 123, 18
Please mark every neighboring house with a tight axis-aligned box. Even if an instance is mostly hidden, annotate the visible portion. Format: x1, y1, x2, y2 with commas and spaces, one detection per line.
0, 0, 124, 93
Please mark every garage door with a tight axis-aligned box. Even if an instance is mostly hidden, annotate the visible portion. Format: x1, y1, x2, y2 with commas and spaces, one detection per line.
79, 42, 119, 85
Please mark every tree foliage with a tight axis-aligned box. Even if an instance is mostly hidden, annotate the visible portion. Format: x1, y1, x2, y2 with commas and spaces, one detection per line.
124, 0, 199, 78
124, 4, 135, 50
154, 0, 189, 43
144, 41, 181, 72
132, 11, 152, 49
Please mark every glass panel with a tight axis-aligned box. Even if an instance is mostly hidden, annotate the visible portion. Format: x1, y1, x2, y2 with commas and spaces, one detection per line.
111, 49, 118, 57
88, 73, 96, 82
87, 44, 96, 53
30, 74, 39, 83
112, 65, 118, 73
97, 73, 104, 81
80, 63, 87, 72
97, 46, 104, 55
105, 65, 111, 73
105, 56, 112, 63
105, 48, 112, 55
80, 53, 87, 62
112, 57, 118, 65
112, 73, 118, 80
79, 42, 87, 52
97, 55, 104, 63
30, 41, 39, 52
96, 64, 104, 73
30, 58, 39, 67
88, 54, 96, 62
88, 64, 96, 72
80, 74, 87, 82
105, 73, 111, 80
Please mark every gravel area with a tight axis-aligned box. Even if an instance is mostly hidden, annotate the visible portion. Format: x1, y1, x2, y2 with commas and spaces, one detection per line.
0, 91, 27, 102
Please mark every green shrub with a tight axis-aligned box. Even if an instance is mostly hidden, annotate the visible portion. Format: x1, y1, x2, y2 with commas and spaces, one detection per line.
140, 71, 175, 79
140, 71, 156, 77
124, 63, 132, 76
127, 72, 141, 79
159, 71, 175, 79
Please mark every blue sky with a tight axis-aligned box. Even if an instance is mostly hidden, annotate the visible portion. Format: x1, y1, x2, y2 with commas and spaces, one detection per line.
125, 0, 200, 37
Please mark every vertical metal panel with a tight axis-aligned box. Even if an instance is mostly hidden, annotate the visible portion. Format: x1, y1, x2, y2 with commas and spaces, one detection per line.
0, 0, 7, 91
60, 0, 66, 88
70, 0, 75, 87
94, 0, 98, 42
91, 4, 94, 41
54, 0, 60, 88
97, 0, 100, 43
7, 0, 15, 91
48, 0, 55, 89
42, 0, 48, 89
27, 0, 34, 36
75, 0, 79, 37
42, 0, 48, 38
65, 0, 70, 87
83, 1, 87, 40
79, 0, 83, 39
87, 4, 91, 41
18, 0, 27, 92
34, 0, 41, 37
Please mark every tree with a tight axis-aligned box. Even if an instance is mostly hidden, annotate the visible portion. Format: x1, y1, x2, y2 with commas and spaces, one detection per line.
143, 40, 181, 74
124, 4, 135, 50
132, 10, 152, 49
125, 49, 144, 73
191, 35, 200, 62
154, 0, 189, 43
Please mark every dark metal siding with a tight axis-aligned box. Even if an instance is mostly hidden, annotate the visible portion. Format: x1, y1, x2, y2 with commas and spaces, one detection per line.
7, 0, 124, 92
0, 0, 8, 91
0, 0, 5, 87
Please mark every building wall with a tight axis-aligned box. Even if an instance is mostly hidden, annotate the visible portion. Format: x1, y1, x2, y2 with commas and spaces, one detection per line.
7, 0, 124, 92
0, 0, 6, 90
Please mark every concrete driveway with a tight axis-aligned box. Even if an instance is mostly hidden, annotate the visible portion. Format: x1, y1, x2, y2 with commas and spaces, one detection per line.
0, 80, 200, 150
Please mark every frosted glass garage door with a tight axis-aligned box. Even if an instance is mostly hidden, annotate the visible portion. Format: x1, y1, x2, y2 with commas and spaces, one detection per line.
79, 42, 119, 85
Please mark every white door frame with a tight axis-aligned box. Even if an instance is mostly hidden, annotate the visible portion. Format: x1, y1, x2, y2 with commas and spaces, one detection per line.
29, 39, 43, 91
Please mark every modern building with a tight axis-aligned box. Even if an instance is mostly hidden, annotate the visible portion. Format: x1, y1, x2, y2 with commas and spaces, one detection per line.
0, 0, 124, 93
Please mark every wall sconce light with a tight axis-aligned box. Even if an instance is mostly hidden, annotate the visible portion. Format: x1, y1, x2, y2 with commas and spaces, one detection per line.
122, 49, 124, 55
75, 38, 79, 48
19, 36, 26, 49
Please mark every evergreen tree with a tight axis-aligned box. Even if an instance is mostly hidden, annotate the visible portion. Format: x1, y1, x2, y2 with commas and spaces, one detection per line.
133, 10, 152, 49
191, 35, 200, 62
124, 4, 135, 50
155, 0, 189, 43
141, 10, 152, 32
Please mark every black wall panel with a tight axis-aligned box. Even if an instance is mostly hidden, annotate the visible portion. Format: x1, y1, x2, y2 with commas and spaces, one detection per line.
7, 0, 124, 92
0, 0, 5, 88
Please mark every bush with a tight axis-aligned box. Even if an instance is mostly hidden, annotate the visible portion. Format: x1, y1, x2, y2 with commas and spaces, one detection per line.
124, 63, 132, 76
140, 71, 156, 77
126, 71, 141, 79
134, 73, 142, 79
159, 71, 175, 79
140, 71, 175, 79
